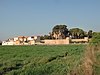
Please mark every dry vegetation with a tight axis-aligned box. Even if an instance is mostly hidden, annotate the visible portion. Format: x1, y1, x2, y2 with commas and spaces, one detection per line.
70, 45, 100, 75
70, 33, 100, 75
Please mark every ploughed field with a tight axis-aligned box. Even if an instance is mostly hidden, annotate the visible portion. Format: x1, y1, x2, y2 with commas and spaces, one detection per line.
0, 45, 85, 75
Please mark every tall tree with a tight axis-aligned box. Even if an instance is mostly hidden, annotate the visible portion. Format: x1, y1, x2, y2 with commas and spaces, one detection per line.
69, 28, 85, 39
0, 40, 2, 45
88, 30, 93, 38
52, 25, 69, 39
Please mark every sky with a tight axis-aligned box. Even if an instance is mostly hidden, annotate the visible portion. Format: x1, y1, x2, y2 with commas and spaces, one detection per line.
0, 0, 100, 40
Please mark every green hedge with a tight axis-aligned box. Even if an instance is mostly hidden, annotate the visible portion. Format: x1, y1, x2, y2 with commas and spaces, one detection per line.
90, 32, 100, 45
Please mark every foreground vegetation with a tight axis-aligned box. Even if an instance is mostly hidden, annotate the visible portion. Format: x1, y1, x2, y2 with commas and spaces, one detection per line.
71, 32, 100, 75
91, 32, 100, 75
0, 32, 100, 75
0, 45, 85, 75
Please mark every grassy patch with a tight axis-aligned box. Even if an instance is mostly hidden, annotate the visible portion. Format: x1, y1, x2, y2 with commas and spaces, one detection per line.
0, 45, 85, 75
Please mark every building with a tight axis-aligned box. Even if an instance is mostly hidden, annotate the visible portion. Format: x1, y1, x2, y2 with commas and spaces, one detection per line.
2, 40, 14, 45
2, 36, 40, 45
2, 35, 89, 45
2, 38, 14, 45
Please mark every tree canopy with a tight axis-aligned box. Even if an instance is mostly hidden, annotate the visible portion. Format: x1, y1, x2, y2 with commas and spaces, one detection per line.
40, 25, 93, 40
52, 25, 69, 39
69, 28, 85, 39
88, 30, 93, 38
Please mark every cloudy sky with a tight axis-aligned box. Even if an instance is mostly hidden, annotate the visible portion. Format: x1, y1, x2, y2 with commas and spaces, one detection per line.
0, 0, 100, 40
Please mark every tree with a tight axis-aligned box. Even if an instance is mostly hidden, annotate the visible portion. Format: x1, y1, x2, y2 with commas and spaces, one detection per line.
69, 28, 85, 39
40, 36, 45, 40
52, 25, 69, 39
88, 30, 93, 38
44, 35, 50, 39
40, 35, 52, 40
0, 40, 2, 45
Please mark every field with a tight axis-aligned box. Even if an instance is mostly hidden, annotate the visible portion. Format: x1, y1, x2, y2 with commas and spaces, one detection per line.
0, 45, 85, 75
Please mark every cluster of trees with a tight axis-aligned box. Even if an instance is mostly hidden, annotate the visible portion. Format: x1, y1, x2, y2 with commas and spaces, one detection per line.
69, 28, 93, 39
40, 25, 93, 40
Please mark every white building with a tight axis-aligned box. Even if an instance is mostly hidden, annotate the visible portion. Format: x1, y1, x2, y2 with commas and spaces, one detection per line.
27, 37, 34, 41
2, 36, 41, 45
14, 37, 18, 41
34, 36, 40, 42
2, 41, 14, 45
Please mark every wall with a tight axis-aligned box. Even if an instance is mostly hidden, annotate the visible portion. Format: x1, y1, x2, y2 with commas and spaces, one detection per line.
71, 37, 89, 43
42, 38, 70, 45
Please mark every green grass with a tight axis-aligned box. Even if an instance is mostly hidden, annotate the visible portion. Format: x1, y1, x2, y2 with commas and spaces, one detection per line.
0, 45, 85, 75
94, 49, 100, 75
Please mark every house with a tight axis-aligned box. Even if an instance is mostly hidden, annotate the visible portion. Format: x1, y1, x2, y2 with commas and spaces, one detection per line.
2, 41, 14, 45
2, 35, 88, 45
2, 38, 14, 45
2, 36, 40, 45
34, 36, 40, 42
27, 36, 35, 45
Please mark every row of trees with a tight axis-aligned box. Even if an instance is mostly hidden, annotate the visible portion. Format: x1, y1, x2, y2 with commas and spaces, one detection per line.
40, 25, 93, 40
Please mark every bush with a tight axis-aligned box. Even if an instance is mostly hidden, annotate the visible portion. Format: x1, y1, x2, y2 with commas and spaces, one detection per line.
90, 32, 100, 45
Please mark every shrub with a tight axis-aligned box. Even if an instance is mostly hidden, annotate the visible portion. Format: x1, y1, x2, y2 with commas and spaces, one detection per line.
90, 32, 100, 45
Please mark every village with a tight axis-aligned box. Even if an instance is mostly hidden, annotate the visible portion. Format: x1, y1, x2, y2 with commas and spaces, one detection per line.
1, 25, 91, 45
2, 32, 89, 46
1, 36, 89, 45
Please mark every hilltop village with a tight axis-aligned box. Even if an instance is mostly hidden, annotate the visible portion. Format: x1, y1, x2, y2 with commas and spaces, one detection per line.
2, 25, 92, 45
